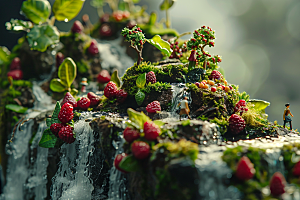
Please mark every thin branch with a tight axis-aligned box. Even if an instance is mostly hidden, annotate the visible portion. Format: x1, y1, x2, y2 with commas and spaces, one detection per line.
9, 116, 25, 143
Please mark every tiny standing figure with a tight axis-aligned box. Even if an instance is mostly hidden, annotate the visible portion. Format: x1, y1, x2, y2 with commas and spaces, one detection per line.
80, 78, 88, 93
283, 103, 294, 130
177, 96, 191, 121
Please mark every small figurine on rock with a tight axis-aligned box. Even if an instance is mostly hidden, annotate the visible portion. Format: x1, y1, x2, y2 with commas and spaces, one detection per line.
283, 103, 294, 130
177, 96, 191, 121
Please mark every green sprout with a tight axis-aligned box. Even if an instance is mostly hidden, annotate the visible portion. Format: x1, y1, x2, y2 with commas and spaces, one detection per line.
187, 26, 222, 71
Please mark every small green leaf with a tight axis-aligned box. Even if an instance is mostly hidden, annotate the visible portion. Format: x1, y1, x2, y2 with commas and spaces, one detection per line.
111, 70, 121, 88
135, 89, 145, 106
118, 155, 140, 172
70, 88, 78, 97
27, 24, 60, 52
50, 79, 66, 92
147, 35, 173, 57
58, 57, 77, 88
182, 120, 190, 126
53, 0, 85, 22
153, 120, 165, 127
132, 0, 140, 3
148, 12, 157, 26
90, 0, 104, 8
39, 128, 57, 148
46, 118, 52, 127
5, 19, 33, 32
21, 0, 51, 24
0, 46, 10, 65
51, 101, 61, 124
118, 1, 126, 10
127, 108, 150, 130
249, 99, 270, 113
160, 0, 175, 10
5, 104, 28, 114
136, 73, 146, 89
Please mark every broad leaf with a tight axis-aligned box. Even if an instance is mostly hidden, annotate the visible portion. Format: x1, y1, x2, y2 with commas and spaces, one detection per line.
50, 79, 66, 92
153, 120, 165, 127
135, 89, 145, 106
21, 0, 51, 24
147, 35, 172, 57
249, 99, 270, 113
119, 155, 140, 172
127, 108, 150, 130
0, 46, 10, 65
70, 88, 78, 97
27, 24, 60, 52
5, 104, 28, 114
111, 70, 121, 88
53, 0, 85, 22
39, 128, 57, 148
51, 101, 61, 124
46, 118, 52, 127
136, 73, 146, 89
58, 57, 77, 88
5, 19, 33, 32
160, 0, 175, 10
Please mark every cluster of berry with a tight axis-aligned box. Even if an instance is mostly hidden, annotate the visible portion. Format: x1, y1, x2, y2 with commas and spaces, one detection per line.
187, 26, 216, 50
114, 120, 161, 173
234, 99, 248, 115
104, 82, 128, 103
146, 71, 156, 84
62, 91, 101, 111
112, 11, 130, 22
168, 40, 187, 59
121, 26, 146, 47
7, 57, 23, 80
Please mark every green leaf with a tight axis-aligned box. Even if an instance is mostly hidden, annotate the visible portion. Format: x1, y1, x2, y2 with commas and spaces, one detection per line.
0, 46, 10, 65
58, 57, 77, 88
135, 89, 145, 106
127, 108, 150, 130
118, 155, 140, 172
160, 0, 175, 10
148, 12, 157, 26
111, 70, 121, 88
5, 104, 28, 114
90, 0, 104, 8
153, 120, 165, 127
132, 0, 140, 3
51, 101, 61, 124
249, 99, 270, 113
147, 35, 173, 57
70, 88, 78, 97
39, 128, 57, 148
21, 0, 51, 24
136, 73, 146, 89
46, 118, 52, 127
5, 19, 33, 32
53, 0, 85, 22
118, 1, 126, 10
50, 79, 66, 92
27, 24, 60, 52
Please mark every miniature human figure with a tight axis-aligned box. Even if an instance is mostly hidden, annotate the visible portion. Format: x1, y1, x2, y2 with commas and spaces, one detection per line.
177, 96, 191, 121
283, 103, 294, 130
80, 78, 88, 93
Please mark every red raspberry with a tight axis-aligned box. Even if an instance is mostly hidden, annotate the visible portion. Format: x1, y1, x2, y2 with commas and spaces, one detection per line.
234, 100, 248, 115
237, 99, 246, 107
71, 20, 83, 34
58, 125, 75, 144
144, 121, 161, 141
146, 71, 156, 84
146, 101, 161, 114
56, 52, 64, 68
131, 141, 150, 159
88, 40, 99, 56
123, 127, 140, 143
99, 24, 112, 37
114, 153, 128, 173
58, 103, 74, 124
97, 69, 111, 83
116, 89, 128, 103
270, 172, 286, 196
77, 97, 91, 110
235, 156, 255, 181
211, 87, 216, 92
293, 161, 300, 176
10, 57, 21, 70
87, 92, 101, 107
61, 92, 77, 108
229, 114, 245, 134
209, 70, 223, 80
7, 70, 23, 80
50, 123, 63, 137
104, 81, 118, 99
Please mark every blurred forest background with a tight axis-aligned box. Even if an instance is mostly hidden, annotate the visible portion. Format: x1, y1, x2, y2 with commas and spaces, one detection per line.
1, 0, 300, 130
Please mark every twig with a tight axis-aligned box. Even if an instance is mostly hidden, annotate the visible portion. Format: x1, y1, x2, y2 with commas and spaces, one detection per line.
9, 116, 25, 142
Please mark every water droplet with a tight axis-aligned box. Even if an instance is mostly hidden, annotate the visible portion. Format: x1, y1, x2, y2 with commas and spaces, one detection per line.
64, 18, 68, 22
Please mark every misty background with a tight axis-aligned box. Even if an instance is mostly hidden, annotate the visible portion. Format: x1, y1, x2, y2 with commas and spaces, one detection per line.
1, 0, 300, 130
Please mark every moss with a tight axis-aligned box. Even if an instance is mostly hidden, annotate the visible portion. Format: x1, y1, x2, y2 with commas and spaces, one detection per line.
141, 82, 171, 94
210, 116, 228, 135
186, 83, 199, 93
242, 104, 267, 128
